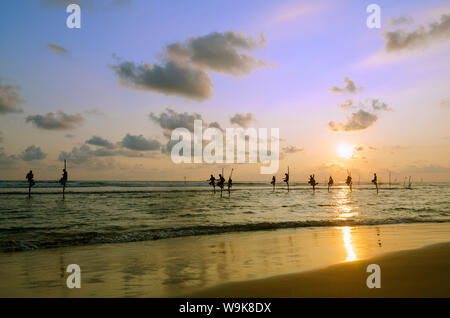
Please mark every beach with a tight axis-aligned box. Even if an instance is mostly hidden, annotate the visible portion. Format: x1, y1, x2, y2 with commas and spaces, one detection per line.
192, 242, 450, 298
1, 222, 449, 297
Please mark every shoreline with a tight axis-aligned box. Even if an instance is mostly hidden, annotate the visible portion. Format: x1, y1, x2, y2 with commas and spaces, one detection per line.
191, 242, 450, 297
3, 220, 449, 254
0, 222, 449, 297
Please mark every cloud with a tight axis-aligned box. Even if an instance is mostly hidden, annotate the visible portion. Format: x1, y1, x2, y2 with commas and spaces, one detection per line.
230, 113, 255, 128
330, 77, 363, 94
331, 98, 391, 132
0, 147, 17, 167
338, 98, 391, 112
19, 145, 47, 161
369, 99, 392, 111
340, 98, 391, 111
26, 111, 84, 130
388, 16, 414, 26
58, 145, 122, 165
149, 107, 203, 137
208, 121, 224, 132
337, 99, 355, 111
328, 110, 378, 132
112, 31, 269, 100
441, 99, 450, 109
47, 43, 69, 55
85, 109, 106, 116
166, 31, 268, 76
384, 14, 450, 52
112, 60, 213, 100
121, 134, 161, 151
59, 144, 93, 163
354, 146, 364, 152
282, 145, 304, 154
65, 134, 75, 138
58, 134, 157, 164
403, 164, 450, 174
86, 136, 115, 148
0, 81, 24, 114
150, 108, 222, 155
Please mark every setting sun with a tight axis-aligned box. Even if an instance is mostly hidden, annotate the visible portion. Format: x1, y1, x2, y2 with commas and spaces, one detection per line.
337, 144, 354, 159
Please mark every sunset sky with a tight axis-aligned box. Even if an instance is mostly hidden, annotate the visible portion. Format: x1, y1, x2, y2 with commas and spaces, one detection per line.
0, 0, 449, 181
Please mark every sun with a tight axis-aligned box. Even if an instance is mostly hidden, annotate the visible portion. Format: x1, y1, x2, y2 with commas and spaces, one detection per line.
337, 143, 354, 159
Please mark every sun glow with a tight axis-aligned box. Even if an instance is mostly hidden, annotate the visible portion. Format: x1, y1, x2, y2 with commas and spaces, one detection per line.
341, 226, 357, 262
337, 143, 354, 159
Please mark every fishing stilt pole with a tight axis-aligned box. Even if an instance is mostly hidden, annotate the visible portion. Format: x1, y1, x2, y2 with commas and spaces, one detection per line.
389, 171, 391, 189
62, 159, 66, 199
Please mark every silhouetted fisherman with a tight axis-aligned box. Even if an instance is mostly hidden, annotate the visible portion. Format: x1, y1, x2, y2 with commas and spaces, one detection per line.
227, 176, 232, 195
26, 170, 35, 198
328, 176, 334, 192
372, 173, 378, 194
59, 160, 68, 198
346, 174, 353, 192
283, 167, 290, 192
208, 174, 216, 193
271, 176, 276, 191
308, 174, 318, 192
217, 174, 225, 197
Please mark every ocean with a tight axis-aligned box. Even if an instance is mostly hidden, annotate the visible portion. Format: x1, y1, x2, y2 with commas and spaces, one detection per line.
0, 181, 449, 253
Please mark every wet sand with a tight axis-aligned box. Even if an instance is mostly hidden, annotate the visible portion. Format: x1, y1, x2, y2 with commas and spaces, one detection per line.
0, 222, 449, 297
192, 242, 450, 297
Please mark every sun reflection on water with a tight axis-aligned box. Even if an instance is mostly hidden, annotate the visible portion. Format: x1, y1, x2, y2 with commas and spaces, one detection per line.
335, 188, 358, 220
341, 226, 357, 261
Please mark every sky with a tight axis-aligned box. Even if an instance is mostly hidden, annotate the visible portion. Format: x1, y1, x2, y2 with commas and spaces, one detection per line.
0, 0, 449, 181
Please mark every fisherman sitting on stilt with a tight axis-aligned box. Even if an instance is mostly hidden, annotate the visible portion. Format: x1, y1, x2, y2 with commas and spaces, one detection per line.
208, 174, 216, 193
308, 174, 318, 191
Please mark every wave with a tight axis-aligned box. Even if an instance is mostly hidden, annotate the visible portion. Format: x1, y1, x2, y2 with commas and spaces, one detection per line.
2, 218, 448, 253
1, 180, 448, 190
1, 185, 444, 195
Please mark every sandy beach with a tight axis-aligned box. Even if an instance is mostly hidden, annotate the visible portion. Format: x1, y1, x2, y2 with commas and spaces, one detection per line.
1, 222, 449, 297
192, 242, 450, 298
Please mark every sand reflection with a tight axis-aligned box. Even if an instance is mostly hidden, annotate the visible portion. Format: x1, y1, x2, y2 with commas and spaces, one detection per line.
340, 226, 357, 261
